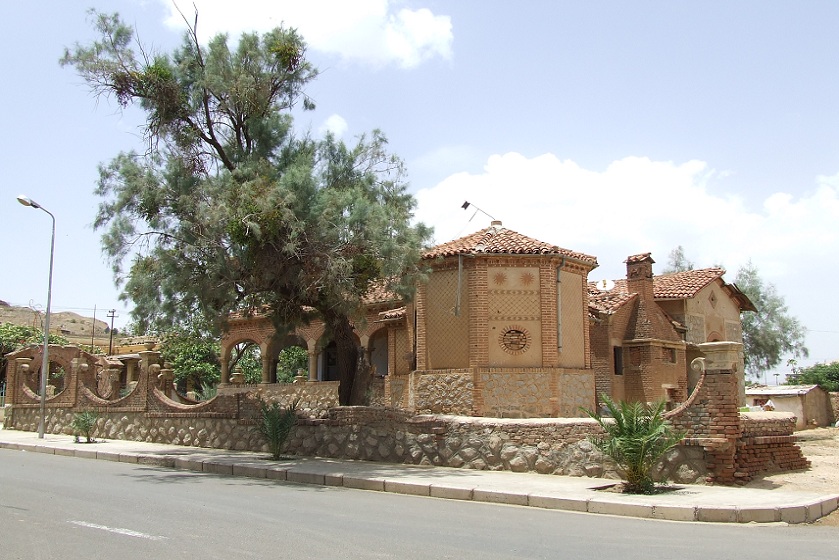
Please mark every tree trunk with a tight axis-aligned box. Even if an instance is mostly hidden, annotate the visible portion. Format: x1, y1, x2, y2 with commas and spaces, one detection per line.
349, 350, 372, 406
326, 312, 358, 406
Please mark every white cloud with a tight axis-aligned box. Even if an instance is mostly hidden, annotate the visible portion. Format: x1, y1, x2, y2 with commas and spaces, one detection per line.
384, 8, 453, 68
161, 0, 452, 68
319, 114, 348, 138
414, 152, 839, 290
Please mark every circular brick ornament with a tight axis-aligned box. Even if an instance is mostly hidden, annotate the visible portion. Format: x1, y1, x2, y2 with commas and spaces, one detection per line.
499, 325, 531, 355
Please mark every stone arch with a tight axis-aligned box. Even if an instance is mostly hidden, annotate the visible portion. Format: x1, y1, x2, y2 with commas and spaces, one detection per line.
707, 331, 723, 343
221, 335, 264, 385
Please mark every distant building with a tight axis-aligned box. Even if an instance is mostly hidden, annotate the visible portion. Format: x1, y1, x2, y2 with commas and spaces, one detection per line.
746, 385, 834, 429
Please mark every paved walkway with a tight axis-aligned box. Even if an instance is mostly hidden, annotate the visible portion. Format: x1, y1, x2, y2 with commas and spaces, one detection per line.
1, 428, 836, 524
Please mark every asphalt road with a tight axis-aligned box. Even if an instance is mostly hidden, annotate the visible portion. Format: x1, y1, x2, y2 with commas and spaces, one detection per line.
1, 450, 836, 560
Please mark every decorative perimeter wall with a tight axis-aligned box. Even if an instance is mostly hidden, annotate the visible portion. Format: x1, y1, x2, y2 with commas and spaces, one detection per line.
3, 343, 809, 485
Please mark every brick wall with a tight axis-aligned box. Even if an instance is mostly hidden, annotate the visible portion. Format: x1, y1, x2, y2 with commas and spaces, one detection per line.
666, 342, 808, 484
736, 413, 810, 481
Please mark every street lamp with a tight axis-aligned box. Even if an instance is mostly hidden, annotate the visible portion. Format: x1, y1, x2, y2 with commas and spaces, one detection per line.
16, 195, 55, 439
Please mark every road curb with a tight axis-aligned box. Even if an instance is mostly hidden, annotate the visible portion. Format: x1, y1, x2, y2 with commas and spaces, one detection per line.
2, 438, 837, 524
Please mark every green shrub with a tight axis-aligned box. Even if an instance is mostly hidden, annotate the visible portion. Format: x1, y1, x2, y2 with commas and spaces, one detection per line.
71, 410, 99, 443
584, 396, 685, 494
256, 398, 299, 460
276, 346, 308, 383
196, 384, 218, 401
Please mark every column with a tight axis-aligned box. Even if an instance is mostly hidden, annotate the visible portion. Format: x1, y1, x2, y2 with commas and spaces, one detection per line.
220, 349, 230, 385
308, 351, 318, 382
261, 355, 271, 384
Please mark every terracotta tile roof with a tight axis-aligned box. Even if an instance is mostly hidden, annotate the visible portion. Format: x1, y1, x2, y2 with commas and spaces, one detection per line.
587, 284, 636, 314
377, 306, 406, 322
422, 223, 598, 267
361, 279, 401, 305
606, 267, 724, 300
653, 268, 726, 299
589, 267, 755, 313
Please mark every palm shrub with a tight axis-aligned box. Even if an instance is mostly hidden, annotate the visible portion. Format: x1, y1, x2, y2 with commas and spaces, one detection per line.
71, 410, 99, 443
256, 398, 300, 460
584, 396, 685, 494
195, 383, 218, 401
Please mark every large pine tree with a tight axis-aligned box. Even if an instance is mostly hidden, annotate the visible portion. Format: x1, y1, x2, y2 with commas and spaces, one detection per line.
62, 10, 431, 404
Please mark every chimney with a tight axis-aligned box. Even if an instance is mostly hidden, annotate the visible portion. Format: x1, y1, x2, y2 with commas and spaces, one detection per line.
625, 253, 655, 303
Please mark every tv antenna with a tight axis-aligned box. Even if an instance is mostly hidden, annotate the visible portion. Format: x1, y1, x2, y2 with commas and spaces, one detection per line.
461, 201, 496, 222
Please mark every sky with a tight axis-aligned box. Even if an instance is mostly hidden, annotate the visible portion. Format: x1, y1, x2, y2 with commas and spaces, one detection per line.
1, 1, 837, 378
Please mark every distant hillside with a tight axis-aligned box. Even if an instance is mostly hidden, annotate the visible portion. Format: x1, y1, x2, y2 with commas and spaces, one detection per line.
0, 302, 117, 349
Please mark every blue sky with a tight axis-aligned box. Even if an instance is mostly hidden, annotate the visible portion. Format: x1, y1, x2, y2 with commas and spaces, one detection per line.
2, 1, 837, 377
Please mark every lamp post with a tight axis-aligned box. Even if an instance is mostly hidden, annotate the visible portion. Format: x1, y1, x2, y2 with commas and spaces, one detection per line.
16, 195, 55, 439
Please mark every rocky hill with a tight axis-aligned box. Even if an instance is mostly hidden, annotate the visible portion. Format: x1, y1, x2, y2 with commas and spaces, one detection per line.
0, 301, 115, 347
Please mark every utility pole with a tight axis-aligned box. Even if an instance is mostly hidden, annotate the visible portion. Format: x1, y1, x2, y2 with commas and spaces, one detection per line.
91, 305, 97, 348
107, 309, 117, 355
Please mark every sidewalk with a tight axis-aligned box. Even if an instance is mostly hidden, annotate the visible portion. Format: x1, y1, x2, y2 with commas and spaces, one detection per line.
1, 428, 836, 524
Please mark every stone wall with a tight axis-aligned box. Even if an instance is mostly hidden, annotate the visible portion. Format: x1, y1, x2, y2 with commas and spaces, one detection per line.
477, 371, 551, 417
411, 370, 474, 415
830, 392, 839, 424
287, 408, 707, 483
9, 403, 707, 483
409, 368, 595, 419
556, 371, 596, 417
10, 407, 261, 450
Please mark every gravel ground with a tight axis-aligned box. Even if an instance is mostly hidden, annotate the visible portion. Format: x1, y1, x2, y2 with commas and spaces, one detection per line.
744, 427, 839, 526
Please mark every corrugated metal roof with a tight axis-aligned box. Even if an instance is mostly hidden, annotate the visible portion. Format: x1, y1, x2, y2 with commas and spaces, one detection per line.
745, 385, 821, 396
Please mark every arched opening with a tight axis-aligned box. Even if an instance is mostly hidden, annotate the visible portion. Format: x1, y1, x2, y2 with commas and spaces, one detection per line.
47, 361, 66, 395
228, 340, 262, 384
369, 328, 389, 377
320, 341, 340, 382
267, 333, 309, 383
24, 358, 69, 399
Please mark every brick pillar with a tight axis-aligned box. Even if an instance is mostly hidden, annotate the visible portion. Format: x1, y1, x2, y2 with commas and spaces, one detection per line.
219, 349, 230, 385
139, 350, 161, 407
138, 350, 161, 377
125, 358, 138, 383
11, 357, 34, 404
261, 355, 271, 384
696, 341, 743, 484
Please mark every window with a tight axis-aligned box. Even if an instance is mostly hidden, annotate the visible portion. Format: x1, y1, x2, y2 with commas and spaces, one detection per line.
613, 347, 623, 376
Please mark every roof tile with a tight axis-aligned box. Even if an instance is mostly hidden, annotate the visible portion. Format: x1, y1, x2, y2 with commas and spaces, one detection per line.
423, 223, 598, 266
589, 267, 728, 313
587, 284, 636, 313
